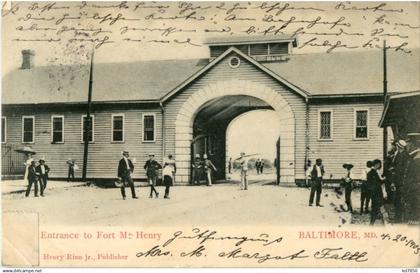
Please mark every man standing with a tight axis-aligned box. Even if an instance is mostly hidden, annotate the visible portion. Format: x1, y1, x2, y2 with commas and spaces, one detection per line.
260, 160, 265, 174
392, 140, 410, 222
118, 150, 137, 200
191, 154, 203, 186
203, 154, 217, 186
25, 159, 42, 197
368, 159, 385, 226
255, 159, 261, 175
144, 153, 162, 198
360, 160, 373, 214
66, 158, 75, 182
228, 157, 232, 174
36, 158, 50, 192
236, 152, 249, 190
404, 133, 420, 222
309, 158, 325, 207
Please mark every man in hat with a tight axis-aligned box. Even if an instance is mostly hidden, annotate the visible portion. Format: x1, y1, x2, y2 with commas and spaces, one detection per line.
118, 150, 137, 200
191, 154, 203, 186
236, 152, 249, 190
309, 158, 325, 207
341, 163, 355, 213
403, 133, 420, 222
66, 158, 76, 182
255, 159, 261, 175
392, 139, 410, 222
368, 159, 385, 225
144, 153, 162, 198
383, 143, 397, 203
203, 154, 217, 186
36, 158, 50, 191
25, 159, 42, 197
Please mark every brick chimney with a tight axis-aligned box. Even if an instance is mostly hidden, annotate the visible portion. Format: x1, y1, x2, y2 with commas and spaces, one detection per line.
21, 49, 35, 69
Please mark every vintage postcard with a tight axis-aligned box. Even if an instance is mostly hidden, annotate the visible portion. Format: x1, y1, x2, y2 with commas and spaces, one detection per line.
1, 0, 419, 269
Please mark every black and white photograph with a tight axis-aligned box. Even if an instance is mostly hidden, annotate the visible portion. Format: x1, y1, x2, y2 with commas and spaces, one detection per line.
1, 0, 419, 269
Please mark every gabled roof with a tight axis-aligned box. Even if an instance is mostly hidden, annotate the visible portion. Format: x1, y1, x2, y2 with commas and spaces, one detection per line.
160, 47, 309, 102
2, 48, 419, 105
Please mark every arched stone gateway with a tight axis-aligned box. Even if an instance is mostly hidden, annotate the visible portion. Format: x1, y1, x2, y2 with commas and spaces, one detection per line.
174, 80, 296, 184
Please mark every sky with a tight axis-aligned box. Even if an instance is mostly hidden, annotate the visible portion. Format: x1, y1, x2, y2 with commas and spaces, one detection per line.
227, 110, 280, 161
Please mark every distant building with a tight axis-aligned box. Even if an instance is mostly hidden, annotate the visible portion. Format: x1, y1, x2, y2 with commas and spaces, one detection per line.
2, 36, 419, 184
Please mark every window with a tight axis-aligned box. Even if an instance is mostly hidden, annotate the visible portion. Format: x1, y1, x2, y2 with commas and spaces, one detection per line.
143, 114, 155, 142
1, 117, 6, 143
319, 110, 332, 140
22, 116, 35, 143
355, 109, 369, 139
81, 115, 94, 143
228, 57, 240, 68
269, 43, 289, 55
112, 114, 124, 142
250, 44, 268, 55
51, 115, 64, 143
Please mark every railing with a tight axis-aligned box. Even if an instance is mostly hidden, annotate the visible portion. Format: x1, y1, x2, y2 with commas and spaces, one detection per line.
1, 144, 26, 176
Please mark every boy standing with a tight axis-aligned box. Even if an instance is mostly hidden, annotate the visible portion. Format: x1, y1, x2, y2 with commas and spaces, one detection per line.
144, 153, 162, 198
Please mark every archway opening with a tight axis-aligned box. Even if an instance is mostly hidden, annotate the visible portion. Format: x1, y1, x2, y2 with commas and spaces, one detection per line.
192, 95, 274, 181
174, 79, 296, 185
226, 110, 280, 182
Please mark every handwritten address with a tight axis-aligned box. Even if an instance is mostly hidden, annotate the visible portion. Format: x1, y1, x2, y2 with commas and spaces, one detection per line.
135, 228, 370, 263
2, 1, 419, 66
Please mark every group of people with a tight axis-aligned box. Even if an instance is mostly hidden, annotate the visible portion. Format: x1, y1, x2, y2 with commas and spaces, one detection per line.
255, 159, 265, 174
307, 133, 420, 225
191, 153, 217, 186
191, 152, 255, 190
24, 157, 50, 197
117, 151, 176, 200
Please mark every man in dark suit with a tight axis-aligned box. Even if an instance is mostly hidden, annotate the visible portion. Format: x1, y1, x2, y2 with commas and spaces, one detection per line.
118, 150, 137, 200
404, 133, 420, 222
309, 158, 325, 207
368, 159, 385, 225
392, 140, 410, 222
36, 159, 50, 191
25, 160, 42, 197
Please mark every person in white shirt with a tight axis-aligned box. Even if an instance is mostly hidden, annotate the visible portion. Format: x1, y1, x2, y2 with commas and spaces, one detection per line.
162, 154, 176, 199
235, 152, 249, 190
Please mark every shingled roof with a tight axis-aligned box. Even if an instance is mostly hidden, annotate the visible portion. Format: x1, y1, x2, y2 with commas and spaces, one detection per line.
264, 49, 419, 95
2, 58, 207, 105
2, 48, 419, 105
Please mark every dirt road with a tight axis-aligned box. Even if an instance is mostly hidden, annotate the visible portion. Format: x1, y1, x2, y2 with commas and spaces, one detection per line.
2, 177, 359, 227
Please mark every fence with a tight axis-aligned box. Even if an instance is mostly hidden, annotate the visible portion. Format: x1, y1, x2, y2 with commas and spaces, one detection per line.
1, 144, 26, 177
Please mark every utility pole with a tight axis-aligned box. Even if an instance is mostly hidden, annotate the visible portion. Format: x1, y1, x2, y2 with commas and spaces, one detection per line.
82, 50, 94, 181
383, 40, 388, 163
